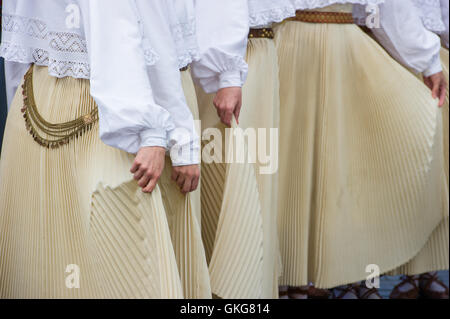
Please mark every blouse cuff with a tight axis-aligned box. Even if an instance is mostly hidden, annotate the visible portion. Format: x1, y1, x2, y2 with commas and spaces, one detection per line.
219, 70, 244, 89
191, 53, 248, 94
139, 128, 168, 150
423, 54, 443, 77
170, 142, 201, 167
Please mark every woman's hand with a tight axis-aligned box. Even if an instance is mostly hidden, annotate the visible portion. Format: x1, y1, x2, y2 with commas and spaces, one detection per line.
171, 164, 200, 194
423, 71, 447, 107
131, 146, 166, 193
213, 87, 242, 126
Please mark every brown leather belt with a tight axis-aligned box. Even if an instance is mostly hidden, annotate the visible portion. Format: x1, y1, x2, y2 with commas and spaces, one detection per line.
248, 28, 274, 39
287, 11, 354, 24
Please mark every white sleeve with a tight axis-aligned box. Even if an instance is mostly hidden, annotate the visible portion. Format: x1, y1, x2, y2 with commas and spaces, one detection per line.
78, 0, 175, 154
370, 0, 442, 76
440, 0, 449, 49
136, 0, 200, 166
4, 61, 30, 111
191, 0, 249, 94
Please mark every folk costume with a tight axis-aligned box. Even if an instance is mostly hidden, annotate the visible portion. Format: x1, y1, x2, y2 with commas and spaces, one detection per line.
274, 0, 448, 289
192, 0, 294, 298
0, 0, 209, 298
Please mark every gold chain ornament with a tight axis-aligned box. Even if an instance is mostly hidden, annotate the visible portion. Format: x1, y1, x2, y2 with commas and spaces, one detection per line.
21, 66, 99, 149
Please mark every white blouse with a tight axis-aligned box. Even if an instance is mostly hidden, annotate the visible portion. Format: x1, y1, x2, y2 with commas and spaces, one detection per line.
412, 0, 449, 49
137, 0, 200, 166
172, 0, 250, 94
166, 0, 200, 70
173, 1, 386, 94
354, 0, 443, 76
1, 0, 199, 166
171, 0, 297, 72
291, 0, 384, 9
261, 0, 443, 76
172, 0, 389, 95
440, 0, 449, 48
247, 0, 383, 28
248, 0, 296, 28
412, 0, 446, 33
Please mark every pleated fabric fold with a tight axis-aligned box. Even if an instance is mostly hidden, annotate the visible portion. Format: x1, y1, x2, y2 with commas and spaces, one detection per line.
440, 48, 448, 188
163, 69, 211, 299
388, 47, 450, 276
196, 38, 281, 299
274, 19, 448, 289
180, 70, 202, 224
0, 65, 211, 299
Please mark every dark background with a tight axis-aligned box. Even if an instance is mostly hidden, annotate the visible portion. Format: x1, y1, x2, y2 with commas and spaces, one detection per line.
1, 1, 6, 153
0, 59, 7, 154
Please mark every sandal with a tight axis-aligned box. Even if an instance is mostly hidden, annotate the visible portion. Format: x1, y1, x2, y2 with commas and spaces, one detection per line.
307, 284, 331, 299
288, 286, 309, 299
331, 284, 359, 299
279, 286, 289, 299
419, 272, 449, 299
358, 281, 383, 299
359, 287, 383, 299
389, 276, 420, 299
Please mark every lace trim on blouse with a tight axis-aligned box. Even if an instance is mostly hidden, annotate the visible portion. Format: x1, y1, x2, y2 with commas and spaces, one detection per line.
291, 0, 384, 10
248, 0, 384, 28
1, 13, 160, 79
412, 0, 446, 33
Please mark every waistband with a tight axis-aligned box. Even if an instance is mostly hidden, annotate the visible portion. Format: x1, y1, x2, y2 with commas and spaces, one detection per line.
287, 10, 354, 24
248, 28, 274, 39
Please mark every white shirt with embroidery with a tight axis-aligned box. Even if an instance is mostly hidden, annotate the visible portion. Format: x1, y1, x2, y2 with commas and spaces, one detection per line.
412, 0, 449, 48
1, 0, 199, 166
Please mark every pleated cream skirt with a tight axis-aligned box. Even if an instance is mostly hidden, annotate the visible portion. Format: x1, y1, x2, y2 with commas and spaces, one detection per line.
196, 38, 281, 298
390, 47, 450, 276
180, 69, 202, 223
0, 65, 211, 299
440, 48, 448, 188
274, 19, 448, 288
410, 48, 449, 187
